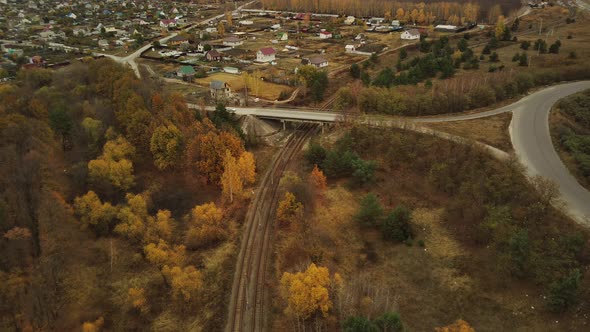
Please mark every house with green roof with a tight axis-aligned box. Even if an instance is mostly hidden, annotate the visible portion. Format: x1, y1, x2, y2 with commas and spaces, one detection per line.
177, 65, 196, 81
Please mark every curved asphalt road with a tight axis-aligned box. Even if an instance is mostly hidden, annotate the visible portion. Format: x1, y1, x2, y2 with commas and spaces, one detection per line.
510, 81, 590, 225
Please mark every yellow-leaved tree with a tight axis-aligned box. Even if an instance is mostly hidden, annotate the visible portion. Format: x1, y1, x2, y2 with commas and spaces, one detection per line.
114, 193, 150, 243
279, 263, 340, 324
150, 124, 184, 171
73, 190, 117, 233
221, 150, 242, 203
276, 192, 303, 227
88, 135, 135, 191
165, 265, 203, 303
185, 202, 227, 248
143, 239, 186, 270
238, 151, 256, 185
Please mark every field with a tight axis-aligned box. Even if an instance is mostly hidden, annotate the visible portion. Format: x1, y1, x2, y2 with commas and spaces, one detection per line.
195, 72, 294, 101
425, 113, 513, 152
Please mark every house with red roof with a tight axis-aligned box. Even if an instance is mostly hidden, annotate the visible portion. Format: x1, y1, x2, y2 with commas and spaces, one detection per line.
160, 19, 177, 29
319, 31, 333, 39
256, 47, 276, 63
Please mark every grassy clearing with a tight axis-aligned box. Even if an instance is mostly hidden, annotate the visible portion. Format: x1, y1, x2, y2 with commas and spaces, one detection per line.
195, 72, 293, 100
424, 112, 513, 152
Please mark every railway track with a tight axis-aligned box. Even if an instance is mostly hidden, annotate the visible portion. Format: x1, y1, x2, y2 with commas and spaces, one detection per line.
226, 123, 317, 332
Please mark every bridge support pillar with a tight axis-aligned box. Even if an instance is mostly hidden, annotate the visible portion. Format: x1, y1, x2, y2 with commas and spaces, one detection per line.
321, 123, 324, 134
282, 120, 286, 131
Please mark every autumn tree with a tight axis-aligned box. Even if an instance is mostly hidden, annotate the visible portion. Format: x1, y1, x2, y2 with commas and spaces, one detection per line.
185, 202, 227, 248
144, 239, 187, 270
221, 150, 242, 203
164, 265, 203, 303
217, 21, 225, 36
276, 192, 304, 227
225, 11, 233, 27
280, 263, 339, 326
114, 193, 149, 243
186, 119, 244, 184
144, 210, 176, 244
310, 165, 327, 192
435, 319, 476, 332
73, 191, 117, 235
127, 287, 149, 314
150, 124, 185, 170
88, 135, 135, 192
82, 317, 105, 332
238, 151, 256, 185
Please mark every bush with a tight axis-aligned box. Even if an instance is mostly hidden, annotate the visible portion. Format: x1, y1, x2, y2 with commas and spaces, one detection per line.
305, 142, 327, 166
548, 269, 582, 312
355, 193, 383, 227
351, 158, 378, 186
342, 316, 377, 332
489, 52, 499, 62
350, 63, 361, 79
382, 205, 412, 242
468, 85, 496, 108
521, 40, 531, 50
374, 312, 404, 332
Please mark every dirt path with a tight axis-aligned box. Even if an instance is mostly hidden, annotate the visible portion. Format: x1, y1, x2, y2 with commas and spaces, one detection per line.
226, 124, 316, 332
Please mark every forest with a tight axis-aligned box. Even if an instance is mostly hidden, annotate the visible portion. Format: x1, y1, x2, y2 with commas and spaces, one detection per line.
260, 0, 522, 24
0, 59, 255, 331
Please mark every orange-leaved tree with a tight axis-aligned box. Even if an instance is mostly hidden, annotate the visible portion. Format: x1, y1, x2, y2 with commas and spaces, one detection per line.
435, 319, 476, 332
127, 287, 148, 314
310, 164, 327, 191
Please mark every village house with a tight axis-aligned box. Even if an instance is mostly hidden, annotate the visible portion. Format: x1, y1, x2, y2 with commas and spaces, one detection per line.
401, 29, 420, 40
98, 39, 110, 48
210, 80, 232, 101
39, 28, 56, 40
160, 19, 177, 29
345, 44, 356, 53
319, 31, 333, 39
344, 16, 356, 25
177, 65, 196, 81
256, 47, 276, 63
223, 37, 243, 47
303, 56, 328, 68
205, 49, 223, 61
168, 35, 189, 46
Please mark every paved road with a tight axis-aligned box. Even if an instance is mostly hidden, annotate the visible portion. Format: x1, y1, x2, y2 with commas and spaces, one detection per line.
510, 81, 590, 225
193, 81, 590, 226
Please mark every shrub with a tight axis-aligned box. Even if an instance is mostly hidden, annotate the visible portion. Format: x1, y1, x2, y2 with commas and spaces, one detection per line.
382, 205, 412, 242
521, 40, 531, 50
548, 269, 582, 312
350, 63, 361, 79
305, 142, 327, 166
355, 193, 383, 227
